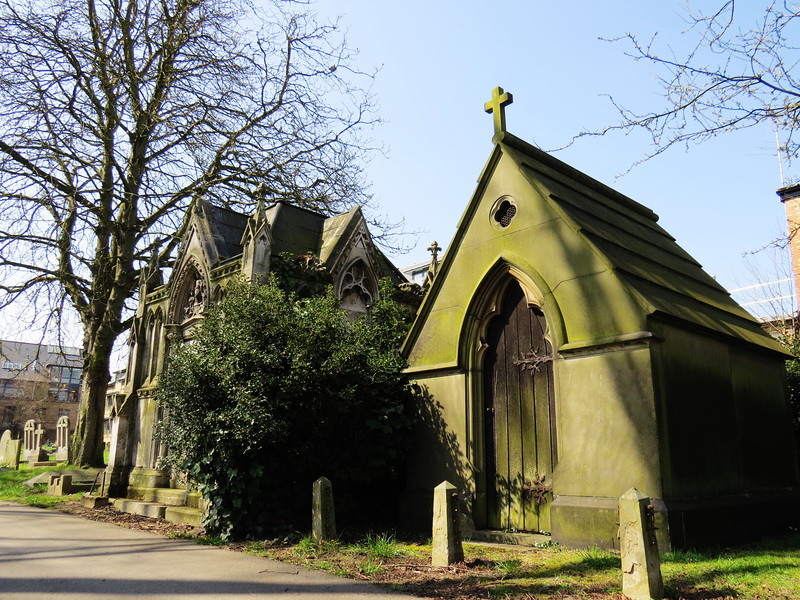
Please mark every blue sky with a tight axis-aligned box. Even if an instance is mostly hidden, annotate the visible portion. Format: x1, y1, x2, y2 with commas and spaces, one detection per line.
6, 1, 792, 352
312, 0, 793, 303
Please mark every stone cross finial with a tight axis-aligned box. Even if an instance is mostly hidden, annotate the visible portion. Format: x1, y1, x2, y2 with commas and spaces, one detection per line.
484, 87, 513, 135
427, 241, 441, 264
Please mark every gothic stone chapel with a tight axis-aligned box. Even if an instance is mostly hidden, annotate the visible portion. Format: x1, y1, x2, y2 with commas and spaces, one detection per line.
399, 88, 800, 549
106, 197, 405, 495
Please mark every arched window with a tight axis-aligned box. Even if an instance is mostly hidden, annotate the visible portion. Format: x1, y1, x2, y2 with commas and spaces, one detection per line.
338, 260, 375, 315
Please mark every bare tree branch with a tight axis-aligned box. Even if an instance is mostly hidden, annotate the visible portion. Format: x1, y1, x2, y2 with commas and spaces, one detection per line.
566, 1, 800, 175
0, 0, 381, 465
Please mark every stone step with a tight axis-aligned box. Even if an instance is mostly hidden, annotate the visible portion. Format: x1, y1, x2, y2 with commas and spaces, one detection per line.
165, 506, 203, 527
467, 530, 552, 547
113, 498, 167, 519
139, 487, 187, 506
185, 492, 203, 509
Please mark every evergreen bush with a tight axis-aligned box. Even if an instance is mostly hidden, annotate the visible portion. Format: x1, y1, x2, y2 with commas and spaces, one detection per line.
155, 276, 414, 539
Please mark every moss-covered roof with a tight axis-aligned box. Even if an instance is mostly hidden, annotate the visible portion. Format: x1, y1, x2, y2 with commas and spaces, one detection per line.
404, 132, 785, 358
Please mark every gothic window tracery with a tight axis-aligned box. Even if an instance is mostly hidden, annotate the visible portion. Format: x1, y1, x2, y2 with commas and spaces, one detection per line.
339, 260, 374, 315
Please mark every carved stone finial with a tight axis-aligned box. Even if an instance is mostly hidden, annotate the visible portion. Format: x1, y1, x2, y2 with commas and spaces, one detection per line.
424, 241, 443, 288
484, 86, 513, 135
427, 241, 441, 264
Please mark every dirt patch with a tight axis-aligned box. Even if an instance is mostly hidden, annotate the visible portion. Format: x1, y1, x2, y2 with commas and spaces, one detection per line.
55, 500, 200, 538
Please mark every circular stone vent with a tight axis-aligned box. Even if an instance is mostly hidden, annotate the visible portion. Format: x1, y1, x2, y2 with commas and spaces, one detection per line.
493, 199, 517, 228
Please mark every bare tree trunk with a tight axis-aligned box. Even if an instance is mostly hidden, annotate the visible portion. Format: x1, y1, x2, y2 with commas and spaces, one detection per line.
72, 332, 114, 467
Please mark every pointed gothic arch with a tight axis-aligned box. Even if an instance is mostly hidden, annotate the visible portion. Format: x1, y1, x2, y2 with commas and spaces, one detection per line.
150, 308, 164, 380
458, 257, 562, 532
337, 258, 377, 315
169, 256, 209, 326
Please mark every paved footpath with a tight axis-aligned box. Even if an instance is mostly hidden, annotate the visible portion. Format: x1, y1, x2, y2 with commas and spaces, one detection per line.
0, 502, 414, 599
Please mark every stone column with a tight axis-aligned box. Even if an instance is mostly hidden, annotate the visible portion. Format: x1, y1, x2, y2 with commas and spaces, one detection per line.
312, 476, 336, 543
105, 392, 137, 496
619, 487, 663, 600
431, 481, 464, 566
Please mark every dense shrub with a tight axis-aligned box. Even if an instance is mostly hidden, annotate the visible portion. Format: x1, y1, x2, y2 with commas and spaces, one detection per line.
155, 277, 414, 539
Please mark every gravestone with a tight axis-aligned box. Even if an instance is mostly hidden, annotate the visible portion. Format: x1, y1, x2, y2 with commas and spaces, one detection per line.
22, 420, 46, 463
0, 430, 10, 462
431, 481, 464, 566
619, 488, 663, 600
3, 439, 21, 469
312, 476, 336, 542
54, 416, 70, 462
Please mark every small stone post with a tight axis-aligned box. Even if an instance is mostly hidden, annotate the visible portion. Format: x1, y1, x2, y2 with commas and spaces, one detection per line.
431, 481, 464, 566
312, 476, 336, 543
619, 487, 663, 600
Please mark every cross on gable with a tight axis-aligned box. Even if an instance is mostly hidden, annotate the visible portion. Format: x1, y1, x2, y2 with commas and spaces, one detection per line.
484, 87, 513, 135
427, 241, 441, 264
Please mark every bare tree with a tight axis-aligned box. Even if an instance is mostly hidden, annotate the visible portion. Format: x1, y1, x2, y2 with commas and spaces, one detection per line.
0, 0, 380, 466
575, 1, 800, 170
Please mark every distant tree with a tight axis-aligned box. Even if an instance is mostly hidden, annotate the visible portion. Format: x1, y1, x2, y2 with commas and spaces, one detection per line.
155, 277, 414, 539
0, 0, 380, 466
578, 1, 800, 170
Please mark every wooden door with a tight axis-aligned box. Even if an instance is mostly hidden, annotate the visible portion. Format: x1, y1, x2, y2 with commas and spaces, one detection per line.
483, 281, 555, 533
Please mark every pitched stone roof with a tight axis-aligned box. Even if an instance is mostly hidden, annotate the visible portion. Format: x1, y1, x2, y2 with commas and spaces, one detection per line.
406, 131, 785, 356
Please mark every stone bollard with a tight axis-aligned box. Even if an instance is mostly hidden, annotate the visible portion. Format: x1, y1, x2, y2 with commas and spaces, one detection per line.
431, 480, 464, 566
619, 487, 663, 600
312, 476, 336, 543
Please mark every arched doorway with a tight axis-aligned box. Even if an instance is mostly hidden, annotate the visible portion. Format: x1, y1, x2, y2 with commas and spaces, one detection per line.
483, 280, 556, 533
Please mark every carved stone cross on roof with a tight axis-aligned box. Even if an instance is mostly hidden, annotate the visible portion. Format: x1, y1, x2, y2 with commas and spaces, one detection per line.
484, 86, 513, 135
427, 241, 441, 264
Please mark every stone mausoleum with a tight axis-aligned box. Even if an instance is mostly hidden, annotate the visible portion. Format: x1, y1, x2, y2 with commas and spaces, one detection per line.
106, 196, 406, 495
106, 87, 800, 550
399, 88, 800, 550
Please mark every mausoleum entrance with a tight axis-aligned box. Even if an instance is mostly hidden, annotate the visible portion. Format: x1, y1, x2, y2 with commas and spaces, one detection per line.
482, 280, 555, 533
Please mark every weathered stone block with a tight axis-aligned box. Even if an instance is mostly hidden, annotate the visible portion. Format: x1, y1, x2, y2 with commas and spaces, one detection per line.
81, 495, 110, 508
432, 481, 463, 566
312, 476, 336, 543
619, 488, 663, 600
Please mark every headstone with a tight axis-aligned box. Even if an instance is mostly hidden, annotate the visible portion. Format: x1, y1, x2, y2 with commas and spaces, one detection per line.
3, 439, 21, 469
22, 420, 46, 462
619, 487, 663, 600
312, 476, 336, 542
55, 416, 70, 462
0, 430, 10, 462
431, 480, 464, 566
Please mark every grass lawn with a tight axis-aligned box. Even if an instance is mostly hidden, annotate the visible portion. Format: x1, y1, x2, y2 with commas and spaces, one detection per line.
237, 531, 800, 600
0, 465, 84, 508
